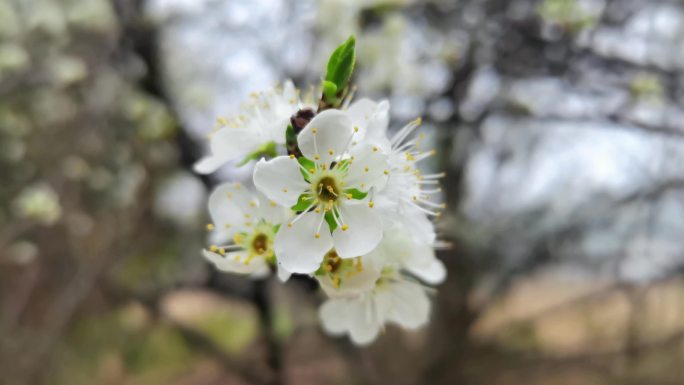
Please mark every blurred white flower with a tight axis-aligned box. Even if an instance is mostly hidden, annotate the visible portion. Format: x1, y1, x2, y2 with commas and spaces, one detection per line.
194, 80, 313, 174
13, 184, 62, 225
203, 182, 291, 281
372, 117, 444, 244
319, 269, 431, 345
315, 247, 383, 298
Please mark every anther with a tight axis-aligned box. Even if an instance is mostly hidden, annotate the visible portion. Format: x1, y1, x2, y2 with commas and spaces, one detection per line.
383, 170, 389, 175
341, 224, 349, 231
206, 223, 215, 231
368, 201, 375, 208
328, 149, 334, 155
282, 188, 288, 192
209, 245, 218, 252
315, 233, 321, 239
289, 154, 295, 159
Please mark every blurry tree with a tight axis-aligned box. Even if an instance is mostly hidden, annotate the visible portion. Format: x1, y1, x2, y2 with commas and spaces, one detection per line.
2, 0, 684, 384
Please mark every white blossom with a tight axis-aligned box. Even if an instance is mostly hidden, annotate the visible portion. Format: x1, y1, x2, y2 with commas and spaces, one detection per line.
318, 222, 444, 345
194, 80, 312, 174
370, 117, 445, 244
194, 64, 447, 346
319, 270, 431, 345
203, 182, 291, 281
253, 109, 391, 274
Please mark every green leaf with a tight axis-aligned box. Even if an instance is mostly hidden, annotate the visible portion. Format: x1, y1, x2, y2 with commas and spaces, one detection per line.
322, 80, 338, 103
273, 224, 281, 233
291, 194, 312, 212
344, 188, 367, 200
297, 156, 315, 181
238, 141, 277, 166
324, 211, 337, 232
325, 35, 356, 94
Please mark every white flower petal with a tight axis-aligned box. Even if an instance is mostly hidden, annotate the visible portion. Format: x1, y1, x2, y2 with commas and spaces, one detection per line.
378, 279, 430, 330
193, 156, 226, 175
347, 298, 382, 345
256, 190, 291, 225
345, 144, 389, 191
282, 79, 297, 104
274, 211, 332, 273
403, 243, 447, 285
276, 263, 292, 282
298, 110, 353, 164
319, 298, 349, 335
366, 100, 390, 142
332, 203, 383, 259
207, 183, 256, 242
194, 128, 260, 174
203, 249, 269, 278
346, 98, 389, 142
404, 206, 436, 244
253, 156, 309, 208
319, 297, 381, 345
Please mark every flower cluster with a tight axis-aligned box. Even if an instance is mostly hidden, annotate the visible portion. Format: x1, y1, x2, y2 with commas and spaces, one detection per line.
196, 37, 446, 345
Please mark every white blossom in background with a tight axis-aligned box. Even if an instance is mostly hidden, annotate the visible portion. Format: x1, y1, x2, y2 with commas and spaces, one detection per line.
13, 183, 62, 225
194, 80, 314, 174
197, 36, 447, 345
203, 182, 291, 281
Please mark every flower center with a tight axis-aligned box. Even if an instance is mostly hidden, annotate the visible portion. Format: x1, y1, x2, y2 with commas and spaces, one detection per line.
322, 250, 342, 272
251, 233, 269, 255
315, 176, 340, 203
319, 250, 364, 288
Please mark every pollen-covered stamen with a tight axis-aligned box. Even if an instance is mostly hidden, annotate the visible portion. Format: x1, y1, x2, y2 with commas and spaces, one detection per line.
315, 176, 340, 203
319, 250, 365, 289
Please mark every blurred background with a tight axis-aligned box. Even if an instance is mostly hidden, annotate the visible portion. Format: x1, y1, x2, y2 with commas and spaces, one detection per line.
1, 0, 684, 384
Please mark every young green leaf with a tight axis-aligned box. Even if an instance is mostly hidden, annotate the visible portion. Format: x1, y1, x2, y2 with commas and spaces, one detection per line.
325, 35, 356, 93
322, 80, 338, 103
